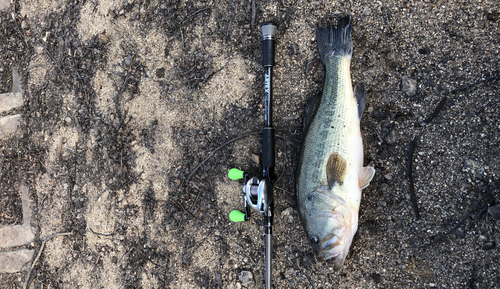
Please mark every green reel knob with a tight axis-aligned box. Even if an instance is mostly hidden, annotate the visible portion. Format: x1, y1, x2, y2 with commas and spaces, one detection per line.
228, 168, 245, 180
229, 210, 246, 222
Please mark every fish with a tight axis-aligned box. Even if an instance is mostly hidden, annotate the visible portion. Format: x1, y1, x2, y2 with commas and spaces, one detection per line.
296, 15, 375, 271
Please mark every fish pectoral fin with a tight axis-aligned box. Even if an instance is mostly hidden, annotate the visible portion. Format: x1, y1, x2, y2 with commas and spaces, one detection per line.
326, 152, 347, 189
358, 165, 375, 190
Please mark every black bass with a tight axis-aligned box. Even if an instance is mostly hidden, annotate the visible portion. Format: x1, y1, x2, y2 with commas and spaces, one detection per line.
297, 16, 375, 271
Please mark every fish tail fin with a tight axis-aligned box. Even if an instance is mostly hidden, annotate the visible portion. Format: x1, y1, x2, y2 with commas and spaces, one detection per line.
316, 16, 353, 64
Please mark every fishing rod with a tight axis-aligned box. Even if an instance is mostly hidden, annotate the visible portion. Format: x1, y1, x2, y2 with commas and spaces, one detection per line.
228, 22, 277, 289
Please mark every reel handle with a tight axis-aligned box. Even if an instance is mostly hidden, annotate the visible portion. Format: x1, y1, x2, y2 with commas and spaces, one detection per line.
229, 210, 246, 222
228, 168, 245, 180
228, 168, 250, 222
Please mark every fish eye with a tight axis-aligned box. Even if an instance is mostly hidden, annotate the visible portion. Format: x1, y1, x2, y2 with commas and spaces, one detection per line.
310, 236, 319, 244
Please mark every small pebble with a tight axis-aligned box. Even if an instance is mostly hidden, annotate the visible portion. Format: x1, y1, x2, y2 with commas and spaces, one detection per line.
402, 76, 417, 97
156, 68, 165, 78
487, 11, 500, 21
215, 272, 222, 288
385, 130, 396, 144
281, 207, 295, 224
288, 43, 299, 55
380, 148, 389, 159
463, 159, 482, 176
124, 56, 132, 66
418, 47, 428, 54
371, 273, 381, 283
99, 33, 108, 44
487, 203, 500, 219
454, 227, 465, 239
42, 31, 51, 42
251, 153, 261, 166
239, 271, 254, 287
482, 241, 496, 250
372, 109, 386, 119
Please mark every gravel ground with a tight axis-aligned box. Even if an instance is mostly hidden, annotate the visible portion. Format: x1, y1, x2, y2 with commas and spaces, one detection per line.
0, 0, 499, 288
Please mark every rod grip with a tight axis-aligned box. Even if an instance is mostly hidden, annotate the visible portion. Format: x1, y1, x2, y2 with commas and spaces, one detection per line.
262, 127, 275, 168
262, 39, 275, 67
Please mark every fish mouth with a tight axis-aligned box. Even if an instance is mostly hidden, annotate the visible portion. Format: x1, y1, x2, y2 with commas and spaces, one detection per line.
317, 239, 343, 259
318, 251, 340, 261
318, 247, 346, 271
316, 234, 348, 270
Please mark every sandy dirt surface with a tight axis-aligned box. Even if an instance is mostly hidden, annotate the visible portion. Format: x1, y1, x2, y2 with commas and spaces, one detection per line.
0, 0, 499, 288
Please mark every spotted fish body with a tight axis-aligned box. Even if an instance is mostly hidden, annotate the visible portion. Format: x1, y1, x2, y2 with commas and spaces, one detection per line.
297, 16, 375, 271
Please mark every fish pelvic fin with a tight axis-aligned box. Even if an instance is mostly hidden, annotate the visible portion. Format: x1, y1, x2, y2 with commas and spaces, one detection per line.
316, 15, 353, 64
326, 152, 347, 189
354, 84, 367, 119
359, 165, 375, 190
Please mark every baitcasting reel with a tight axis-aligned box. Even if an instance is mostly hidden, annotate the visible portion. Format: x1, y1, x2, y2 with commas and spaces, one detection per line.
228, 168, 273, 222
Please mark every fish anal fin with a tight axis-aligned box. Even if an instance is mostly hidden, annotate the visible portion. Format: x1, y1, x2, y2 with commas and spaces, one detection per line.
359, 165, 375, 190
326, 152, 347, 189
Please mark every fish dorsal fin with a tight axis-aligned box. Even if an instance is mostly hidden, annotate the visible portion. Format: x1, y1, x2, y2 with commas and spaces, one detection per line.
326, 152, 347, 189
358, 165, 375, 190
354, 84, 367, 119
303, 93, 320, 131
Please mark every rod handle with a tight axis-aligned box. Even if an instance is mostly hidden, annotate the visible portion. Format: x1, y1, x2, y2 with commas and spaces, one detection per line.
262, 22, 277, 67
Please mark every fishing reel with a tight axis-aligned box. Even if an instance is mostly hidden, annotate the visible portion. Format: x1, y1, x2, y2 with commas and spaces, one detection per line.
228, 168, 273, 222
